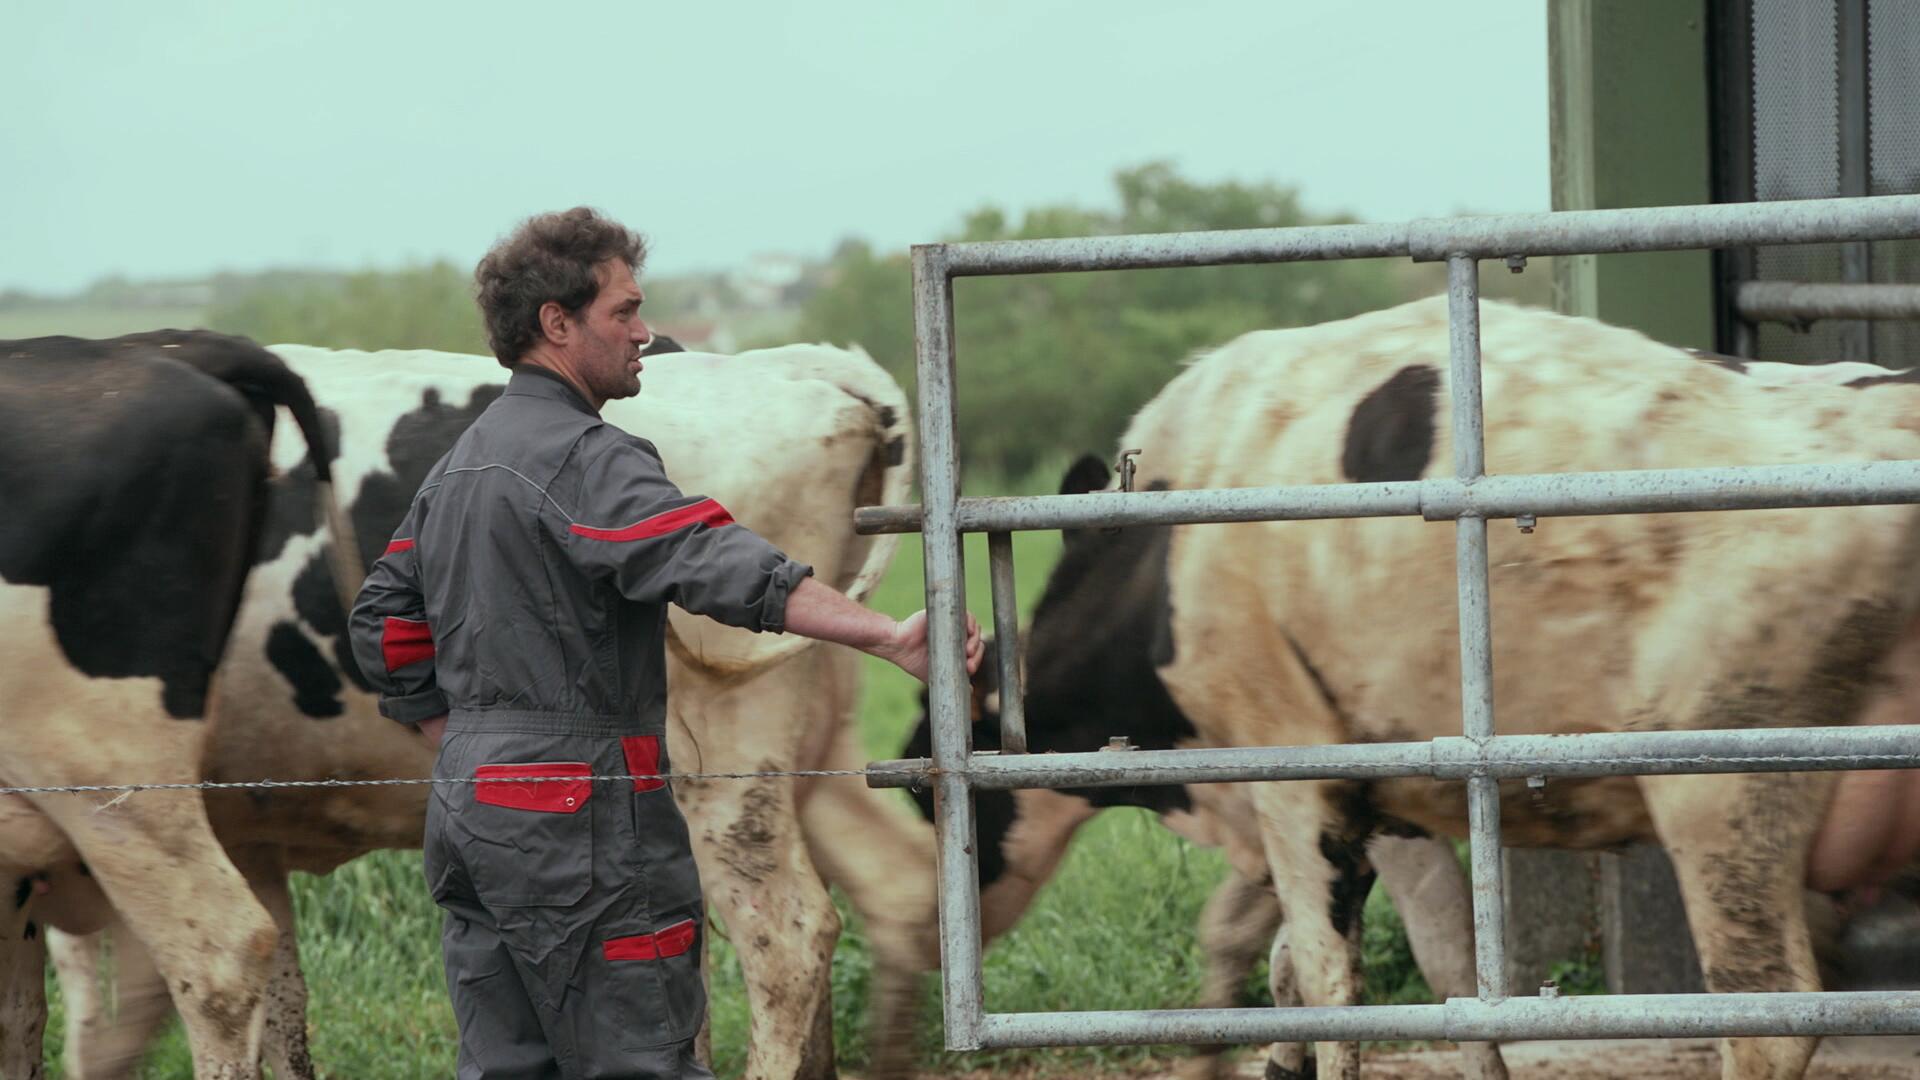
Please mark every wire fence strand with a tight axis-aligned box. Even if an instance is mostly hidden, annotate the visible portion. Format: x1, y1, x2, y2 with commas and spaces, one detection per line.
3, 749, 1916, 803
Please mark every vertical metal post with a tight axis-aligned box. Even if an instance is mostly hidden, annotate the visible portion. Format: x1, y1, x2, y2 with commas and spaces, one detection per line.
1838, 0, 1872, 361
911, 244, 985, 1047
987, 531, 1027, 754
1448, 253, 1509, 1000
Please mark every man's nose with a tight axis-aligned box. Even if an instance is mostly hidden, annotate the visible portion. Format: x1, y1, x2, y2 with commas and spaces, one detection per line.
632, 318, 654, 347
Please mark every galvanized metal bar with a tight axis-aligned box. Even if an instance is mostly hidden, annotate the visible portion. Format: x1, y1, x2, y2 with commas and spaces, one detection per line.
1838, 0, 1872, 361
987, 531, 1026, 755
863, 724, 1920, 790
1735, 281, 1920, 323
939, 222, 1412, 277
1402, 195, 1920, 261
910, 244, 985, 1049
853, 459, 1920, 536
1447, 254, 1509, 1000
921, 195, 1920, 278
974, 991, 1920, 1048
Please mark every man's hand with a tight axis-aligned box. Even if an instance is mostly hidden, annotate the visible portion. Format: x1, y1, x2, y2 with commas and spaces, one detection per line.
876, 609, 984, 685
418, 714, 448, 748
780, 577, 984, 684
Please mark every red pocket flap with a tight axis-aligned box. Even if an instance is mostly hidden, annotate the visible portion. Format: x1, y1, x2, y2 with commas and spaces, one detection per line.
602, 917, 699, 962
475, 762, 592, 813
621, 735, 666, 793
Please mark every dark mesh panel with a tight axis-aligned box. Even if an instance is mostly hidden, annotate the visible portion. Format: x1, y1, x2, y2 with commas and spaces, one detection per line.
1752, 0, 1837, 201
1749, 0, 1847, 362
1868, 1, 1920, 197
1868, 2, 1920, 365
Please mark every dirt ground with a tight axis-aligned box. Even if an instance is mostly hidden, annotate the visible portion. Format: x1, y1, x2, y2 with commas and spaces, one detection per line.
915, 1036, 1920, 1078
1350, 1036, 1920, 1079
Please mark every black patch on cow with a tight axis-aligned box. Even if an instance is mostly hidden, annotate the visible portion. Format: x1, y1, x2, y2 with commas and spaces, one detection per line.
22, 922, 36, 942
1318, 783, 1378, 940
1684, 347, 1749, 375
876, 405, 898, 429
1341, 366, 1439, 483
0, 334, 308, 718
12, 878, 28, 910
265, 621, 344, 718
901, 711, 1021, 889
263, 384, 501, 709
902, 457, 1201, 878
885, 435, 906, 467
641, 334, 685, 356
1844, 368, 1920, 389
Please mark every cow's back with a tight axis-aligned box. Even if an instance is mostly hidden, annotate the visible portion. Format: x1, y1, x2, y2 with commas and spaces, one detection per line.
1121, 298, 1920, 844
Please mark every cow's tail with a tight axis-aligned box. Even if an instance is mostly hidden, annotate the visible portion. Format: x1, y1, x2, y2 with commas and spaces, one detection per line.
149, 332, 367, 615
830, 343, 915, 610
665, 344, 915, 679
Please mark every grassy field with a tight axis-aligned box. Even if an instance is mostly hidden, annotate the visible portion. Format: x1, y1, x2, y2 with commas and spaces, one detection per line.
38, 515, 1499, 1078
0, 305, 207, 339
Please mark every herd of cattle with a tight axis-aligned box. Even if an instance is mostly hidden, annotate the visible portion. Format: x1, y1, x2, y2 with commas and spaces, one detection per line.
3, 296, 1919, 1080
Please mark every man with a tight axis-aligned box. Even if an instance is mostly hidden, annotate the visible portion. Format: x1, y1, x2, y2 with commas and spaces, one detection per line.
348, 206, 982, 1079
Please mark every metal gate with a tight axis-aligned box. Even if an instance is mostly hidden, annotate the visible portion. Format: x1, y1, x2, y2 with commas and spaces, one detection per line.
858, 194, 1920, 1051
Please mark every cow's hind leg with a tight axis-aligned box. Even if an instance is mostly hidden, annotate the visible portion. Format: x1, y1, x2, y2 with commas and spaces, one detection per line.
685, 771, 838, 1080
800, 652, 936, 1080
48, 918, 170, 1080
228, 849, 315, 1080
1177, 868, 1288, 1080
1371, 834, 1508, 1080
1, 891, 47, 1080
1639, 772, 1827, 1080
1249, 781, 1374, 1080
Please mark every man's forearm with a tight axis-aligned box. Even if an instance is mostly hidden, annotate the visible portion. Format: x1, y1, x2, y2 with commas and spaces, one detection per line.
780, 576, 898, 653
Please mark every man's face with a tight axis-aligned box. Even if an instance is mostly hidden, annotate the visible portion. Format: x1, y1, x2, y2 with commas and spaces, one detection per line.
570, 258, 652, 404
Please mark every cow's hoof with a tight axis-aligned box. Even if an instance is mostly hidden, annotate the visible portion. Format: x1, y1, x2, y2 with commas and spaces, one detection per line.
1265, 1056, 1313, 1080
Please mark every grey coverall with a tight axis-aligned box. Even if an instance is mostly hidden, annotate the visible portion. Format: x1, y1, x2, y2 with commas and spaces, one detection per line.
348, 367, 813, 1079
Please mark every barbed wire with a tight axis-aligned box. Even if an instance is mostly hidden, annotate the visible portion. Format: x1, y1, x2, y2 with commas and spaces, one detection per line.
3, 749, 1916, 805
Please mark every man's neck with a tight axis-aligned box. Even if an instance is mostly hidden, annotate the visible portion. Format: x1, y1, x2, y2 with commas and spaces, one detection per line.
518, 348, 602, 413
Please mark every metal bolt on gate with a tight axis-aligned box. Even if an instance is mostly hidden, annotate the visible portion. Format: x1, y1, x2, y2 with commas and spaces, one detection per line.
856, 193, 1920, 1052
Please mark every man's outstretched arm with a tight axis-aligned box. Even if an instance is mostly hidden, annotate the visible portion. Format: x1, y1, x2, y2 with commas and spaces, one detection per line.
780, 576, 983, 683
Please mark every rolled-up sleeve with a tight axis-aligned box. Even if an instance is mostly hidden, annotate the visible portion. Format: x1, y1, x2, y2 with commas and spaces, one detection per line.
348, 503, 450, 725
555, 437, 813, 632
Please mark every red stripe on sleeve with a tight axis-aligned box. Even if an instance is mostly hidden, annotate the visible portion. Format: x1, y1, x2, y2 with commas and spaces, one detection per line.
381, 616, 434, 672
568, 499, 734, 542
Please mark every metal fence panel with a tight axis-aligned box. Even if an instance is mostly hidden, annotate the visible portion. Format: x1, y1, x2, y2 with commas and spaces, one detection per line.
877, 192, 1920, 1052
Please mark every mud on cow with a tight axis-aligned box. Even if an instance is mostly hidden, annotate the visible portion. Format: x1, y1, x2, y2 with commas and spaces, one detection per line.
910, 298, 1920, 1080
32, 342, 938, 1080
1, 331, 351, 1080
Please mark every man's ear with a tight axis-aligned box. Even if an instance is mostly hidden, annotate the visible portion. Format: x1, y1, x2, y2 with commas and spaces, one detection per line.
538, 300, 571, 347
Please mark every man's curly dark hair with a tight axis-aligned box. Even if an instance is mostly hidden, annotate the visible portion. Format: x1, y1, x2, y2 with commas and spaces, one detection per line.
473, 207, 646, 368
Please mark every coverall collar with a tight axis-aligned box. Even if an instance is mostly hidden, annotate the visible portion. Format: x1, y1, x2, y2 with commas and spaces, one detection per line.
506, 363, 600, 417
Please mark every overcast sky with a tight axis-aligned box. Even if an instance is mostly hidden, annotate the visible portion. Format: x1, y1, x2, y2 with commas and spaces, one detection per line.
1, 1, 1550, 295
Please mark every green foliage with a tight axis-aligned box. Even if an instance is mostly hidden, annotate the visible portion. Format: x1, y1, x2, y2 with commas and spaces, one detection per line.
798, 162, 1411, 476
204, 260, 491, 354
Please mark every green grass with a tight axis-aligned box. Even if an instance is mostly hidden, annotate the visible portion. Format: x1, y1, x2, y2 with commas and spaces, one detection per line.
35, 477, 1508, 1078
0, 305, 207, 339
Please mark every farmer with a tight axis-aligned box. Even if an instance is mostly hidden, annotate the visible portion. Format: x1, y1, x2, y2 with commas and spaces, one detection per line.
350, 206, 982, 1079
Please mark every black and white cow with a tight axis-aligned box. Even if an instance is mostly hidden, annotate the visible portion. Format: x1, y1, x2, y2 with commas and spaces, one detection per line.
36, 341, 940, 1080
2, 330, 349, 1080
905, 299, 1920, 1080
